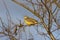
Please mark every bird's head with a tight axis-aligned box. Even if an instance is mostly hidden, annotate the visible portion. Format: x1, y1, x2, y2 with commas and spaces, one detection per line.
24, 16, 29, 19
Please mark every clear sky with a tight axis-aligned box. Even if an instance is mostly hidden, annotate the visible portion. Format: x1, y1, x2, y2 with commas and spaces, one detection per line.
0, 0, 60, 40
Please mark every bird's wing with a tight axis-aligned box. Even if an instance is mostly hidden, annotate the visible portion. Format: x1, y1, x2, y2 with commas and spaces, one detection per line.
25, 19, 34, 23
28, 17, 38, 24
24, 18, 35, 26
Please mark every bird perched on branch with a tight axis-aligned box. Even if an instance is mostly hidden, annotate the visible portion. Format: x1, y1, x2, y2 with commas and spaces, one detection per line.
24, 16, 38, 26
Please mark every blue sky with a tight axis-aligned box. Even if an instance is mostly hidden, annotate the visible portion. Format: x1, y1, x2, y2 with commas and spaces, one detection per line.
0, 0, 60, 40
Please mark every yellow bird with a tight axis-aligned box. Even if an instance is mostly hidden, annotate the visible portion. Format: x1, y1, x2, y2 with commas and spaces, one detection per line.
24, 16, 38, 26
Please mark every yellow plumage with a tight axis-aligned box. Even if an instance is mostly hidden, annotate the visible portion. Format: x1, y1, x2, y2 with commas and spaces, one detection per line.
24, 16, 38, 26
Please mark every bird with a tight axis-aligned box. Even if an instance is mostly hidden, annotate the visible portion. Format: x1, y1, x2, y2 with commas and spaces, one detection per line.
24, 16, 38, 26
